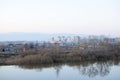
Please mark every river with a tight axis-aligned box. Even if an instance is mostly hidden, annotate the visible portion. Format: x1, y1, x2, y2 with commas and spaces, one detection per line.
0, 60, 120, 80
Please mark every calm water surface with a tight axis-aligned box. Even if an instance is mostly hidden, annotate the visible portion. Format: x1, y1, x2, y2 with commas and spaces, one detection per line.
0, 60, 120, 80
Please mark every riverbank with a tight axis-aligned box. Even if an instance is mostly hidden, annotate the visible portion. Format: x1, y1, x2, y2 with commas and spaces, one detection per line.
1, 49, 120, 65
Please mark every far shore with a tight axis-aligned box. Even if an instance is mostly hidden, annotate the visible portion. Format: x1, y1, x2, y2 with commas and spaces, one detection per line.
0, 49, 120, 65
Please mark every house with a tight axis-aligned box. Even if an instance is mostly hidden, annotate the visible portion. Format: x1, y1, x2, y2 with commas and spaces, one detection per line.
2, 44, 16, 53
15, 44, 26, 53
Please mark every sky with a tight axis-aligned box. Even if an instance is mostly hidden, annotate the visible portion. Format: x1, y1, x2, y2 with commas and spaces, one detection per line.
0, 0, 120, 36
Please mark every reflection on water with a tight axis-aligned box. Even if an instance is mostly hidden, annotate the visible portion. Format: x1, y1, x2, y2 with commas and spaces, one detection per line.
76, 61, 110, 77
19, 60, 120, 78
0, 60, 120, 80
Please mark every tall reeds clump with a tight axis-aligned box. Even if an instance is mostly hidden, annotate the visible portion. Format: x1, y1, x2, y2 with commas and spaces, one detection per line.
12, 53, 53, 65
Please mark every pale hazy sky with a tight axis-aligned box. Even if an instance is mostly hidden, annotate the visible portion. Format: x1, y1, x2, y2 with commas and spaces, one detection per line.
0, 0, 120, 35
